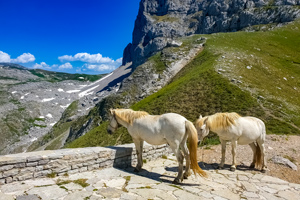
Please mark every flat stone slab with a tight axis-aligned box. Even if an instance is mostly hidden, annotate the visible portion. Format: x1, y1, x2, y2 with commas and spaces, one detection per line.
0, 157, 299, 200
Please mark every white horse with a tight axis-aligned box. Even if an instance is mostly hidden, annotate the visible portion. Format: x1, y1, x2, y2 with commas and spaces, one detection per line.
195, 112, 267, 172
107, 108, 207, 183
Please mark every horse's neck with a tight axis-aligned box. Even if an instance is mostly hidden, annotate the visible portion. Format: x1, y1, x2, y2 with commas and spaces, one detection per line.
115, 115, 130, 128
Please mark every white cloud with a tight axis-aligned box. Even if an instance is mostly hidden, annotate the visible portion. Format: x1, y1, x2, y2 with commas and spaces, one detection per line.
33, 62, 51, 69
58, 62, 73, 69
0, 51, 35, 63
12, 53, 35, 63
83, 64, 116, 72
58, 52, 113, 64
0, 51, 11, 62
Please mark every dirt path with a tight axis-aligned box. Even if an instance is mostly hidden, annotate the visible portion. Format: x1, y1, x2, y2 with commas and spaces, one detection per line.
197, 134, 300, 184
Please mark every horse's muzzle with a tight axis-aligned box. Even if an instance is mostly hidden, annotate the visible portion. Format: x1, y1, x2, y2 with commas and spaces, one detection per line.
197, 141, 201, 146
107, 129, 112, 134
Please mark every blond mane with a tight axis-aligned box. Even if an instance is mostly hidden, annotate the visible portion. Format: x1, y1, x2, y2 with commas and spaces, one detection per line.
207, 112, 241, 130
195, 116, 208, 128
113, 109, 149, 125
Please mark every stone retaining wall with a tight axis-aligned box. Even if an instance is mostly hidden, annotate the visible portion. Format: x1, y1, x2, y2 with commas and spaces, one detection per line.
0, 143, 171, 184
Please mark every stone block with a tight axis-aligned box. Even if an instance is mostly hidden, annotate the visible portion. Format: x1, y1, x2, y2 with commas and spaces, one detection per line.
0, 156, 26, 165
0, 178, 5, 185
53, 166, 71, 173
87, 164, 99, 171
15, 163, 26, 168
27, 155, 42, 162
79, 167, 88, 172
71, 163, 83, 169
98, 151, 112, 158
0, 165, 14, 171
3, 168, 19, 177
20, 167, 35, 173
47, 154, 63, 160
26, 162, 38, 167
17, 173, 33, 181
38, 159, 49, 165
35, 166, 44, 172
5, 177, 13, 184
33, 170, 51, 178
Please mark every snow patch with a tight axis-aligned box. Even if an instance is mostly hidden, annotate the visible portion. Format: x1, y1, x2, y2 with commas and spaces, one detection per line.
46, 113, 53, 118
12, 91, 17, 94
78, 85, 98, 98
79, 77, 84, 79
50, 122, 57, 126
39, 116, 45, 119
66, 90, 80, 94
60, 104, 70, 109
41, 98, 55, 102
30, 137, 37, 142
58, 88, 64, 92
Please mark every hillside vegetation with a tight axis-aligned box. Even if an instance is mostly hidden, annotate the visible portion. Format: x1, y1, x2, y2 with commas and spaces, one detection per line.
66, 21, 300, 148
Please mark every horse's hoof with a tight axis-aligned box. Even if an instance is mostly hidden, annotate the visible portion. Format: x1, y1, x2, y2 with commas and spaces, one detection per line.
183, 174, 188, 179
230, 167, 236, 172
172, 179, 180, 184
261, 169, 266, 173
218, 166, 224, 170
249, 164, 255, 169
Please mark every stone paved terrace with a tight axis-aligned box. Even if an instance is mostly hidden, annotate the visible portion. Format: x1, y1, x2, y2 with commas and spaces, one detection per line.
1, 154, 299, 200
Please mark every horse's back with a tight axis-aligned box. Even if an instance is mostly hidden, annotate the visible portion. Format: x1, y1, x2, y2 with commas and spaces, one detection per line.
130, 113, 187, 145
235, 117, 266, 144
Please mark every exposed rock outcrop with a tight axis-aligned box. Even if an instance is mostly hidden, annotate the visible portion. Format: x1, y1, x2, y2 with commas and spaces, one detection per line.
123, 0, 300, 68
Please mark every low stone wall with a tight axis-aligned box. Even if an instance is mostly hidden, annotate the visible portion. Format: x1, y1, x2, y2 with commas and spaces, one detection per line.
0, 143, 171, 184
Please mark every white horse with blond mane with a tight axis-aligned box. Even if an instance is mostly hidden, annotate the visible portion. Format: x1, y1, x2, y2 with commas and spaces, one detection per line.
195, 112, 267, 172
107, 108, 207, 183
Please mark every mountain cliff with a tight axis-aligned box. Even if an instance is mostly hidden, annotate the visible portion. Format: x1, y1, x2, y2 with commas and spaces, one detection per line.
123, 0, 300, 68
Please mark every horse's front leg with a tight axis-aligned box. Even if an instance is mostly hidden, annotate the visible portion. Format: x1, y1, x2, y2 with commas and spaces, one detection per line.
133, 139, 144, 172
219, 139, 226, 169
230, 140, 237, 171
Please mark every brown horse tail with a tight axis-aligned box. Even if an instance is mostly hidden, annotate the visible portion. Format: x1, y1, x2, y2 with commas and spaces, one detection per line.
255, 143, 262, 169
185, 120, 207, 178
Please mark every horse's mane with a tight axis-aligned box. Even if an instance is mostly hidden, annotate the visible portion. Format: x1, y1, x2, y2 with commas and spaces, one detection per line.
113, 109, 149, 125
207, 112, 241, 130
196, 112, 241, 130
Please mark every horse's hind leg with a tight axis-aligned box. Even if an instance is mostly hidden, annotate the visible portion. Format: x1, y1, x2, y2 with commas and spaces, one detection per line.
180, 143, 191, 179
257, 140, 267, 172
170, 144, 184, 184
249, 143, 257, 168
133, 139, 144, 172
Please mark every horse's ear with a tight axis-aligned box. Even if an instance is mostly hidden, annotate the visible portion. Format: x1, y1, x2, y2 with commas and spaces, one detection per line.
109, 108, 114, 115
199, 115, 202, 119
203, 117, 208, 124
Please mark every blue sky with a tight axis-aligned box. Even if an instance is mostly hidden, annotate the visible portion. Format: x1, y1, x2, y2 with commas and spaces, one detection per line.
0, 0, 140, 74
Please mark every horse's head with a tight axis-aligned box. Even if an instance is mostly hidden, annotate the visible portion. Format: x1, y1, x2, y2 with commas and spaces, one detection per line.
107, 109, 119, 134
195, 115, 210, 142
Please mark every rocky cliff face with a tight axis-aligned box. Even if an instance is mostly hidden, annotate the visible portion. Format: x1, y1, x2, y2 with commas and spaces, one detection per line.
123, 0, 300, 68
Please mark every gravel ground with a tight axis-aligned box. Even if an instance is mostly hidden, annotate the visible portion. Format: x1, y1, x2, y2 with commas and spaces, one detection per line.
198, 134, 300, 184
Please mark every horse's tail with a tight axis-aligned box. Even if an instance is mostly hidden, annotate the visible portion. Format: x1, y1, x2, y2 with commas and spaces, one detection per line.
185, 120, 207, 177
255, 143, 262, 169
255, 120, 266, 169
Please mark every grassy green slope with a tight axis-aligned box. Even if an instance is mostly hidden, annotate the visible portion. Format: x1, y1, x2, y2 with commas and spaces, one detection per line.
66, 21, 300, 148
